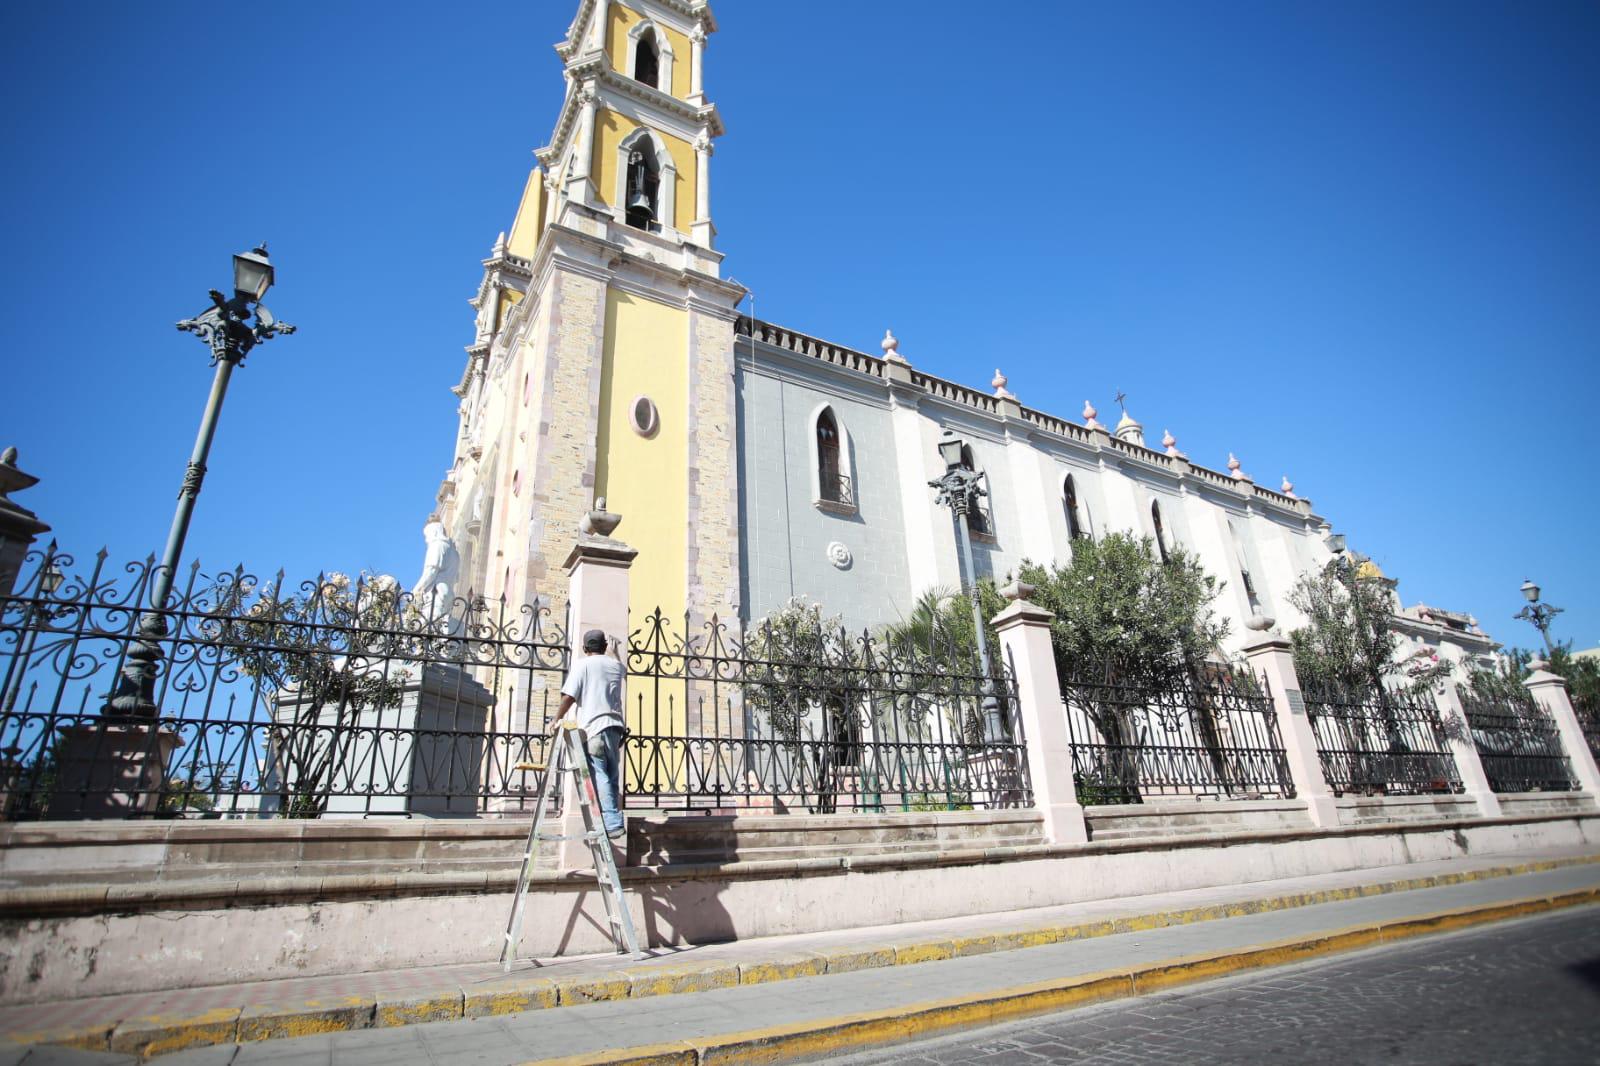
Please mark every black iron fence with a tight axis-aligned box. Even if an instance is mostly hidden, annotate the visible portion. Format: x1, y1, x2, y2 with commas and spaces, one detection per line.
0, 548, 570, 819
623, 607, 1030, 813
1302, 682, 1462, 797
1060, 663, 1294, 805
1460, 686, 1577, 794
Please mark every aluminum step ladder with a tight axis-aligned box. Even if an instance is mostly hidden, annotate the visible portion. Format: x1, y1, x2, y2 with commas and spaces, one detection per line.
500, 721, 644, 972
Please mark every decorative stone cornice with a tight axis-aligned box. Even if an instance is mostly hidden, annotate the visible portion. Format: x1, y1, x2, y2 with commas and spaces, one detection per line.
738, 313, 1321, 522
537, 67, 723, 170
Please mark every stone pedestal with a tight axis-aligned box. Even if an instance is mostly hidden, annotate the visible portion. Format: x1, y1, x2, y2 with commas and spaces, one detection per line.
559, 532, 637, 869
1526, 670, 1600, 798
1241, 635, 1340, 828
49, 722, 180, 819
0, 447, 50, 601
991, 599, 1089, 844
265, 663, 495, 819
1432, 682, 1502, 818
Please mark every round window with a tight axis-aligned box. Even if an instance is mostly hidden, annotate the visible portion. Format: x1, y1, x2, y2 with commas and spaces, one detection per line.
630, 396, 660, 438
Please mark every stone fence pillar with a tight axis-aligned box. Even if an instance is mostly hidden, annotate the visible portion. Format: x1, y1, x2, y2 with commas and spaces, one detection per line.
1241, 635, 1339, 828
1431, 682, 1502, 819
0, 447, 50, 600
1525, 669, 1600, 798
991, 598, 1088, 845
558, 528, 637, 869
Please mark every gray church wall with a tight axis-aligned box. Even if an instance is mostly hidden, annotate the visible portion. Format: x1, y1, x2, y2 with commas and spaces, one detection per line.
737, 359, 914, 632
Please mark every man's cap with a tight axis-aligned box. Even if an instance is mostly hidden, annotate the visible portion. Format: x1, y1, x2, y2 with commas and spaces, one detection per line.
583, 628, 608, 652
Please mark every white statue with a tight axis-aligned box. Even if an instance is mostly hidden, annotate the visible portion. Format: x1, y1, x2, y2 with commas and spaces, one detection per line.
411, 515, 462, 624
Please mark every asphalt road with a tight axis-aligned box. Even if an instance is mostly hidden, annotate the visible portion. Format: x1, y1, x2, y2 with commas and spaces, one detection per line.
823, 907, 1600, 1066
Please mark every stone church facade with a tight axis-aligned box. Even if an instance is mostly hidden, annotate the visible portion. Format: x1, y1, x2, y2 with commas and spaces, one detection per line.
426, 0, 1377, 657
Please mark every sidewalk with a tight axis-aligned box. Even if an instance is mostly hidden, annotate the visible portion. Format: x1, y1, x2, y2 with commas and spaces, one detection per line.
3, 847, 1597, 1064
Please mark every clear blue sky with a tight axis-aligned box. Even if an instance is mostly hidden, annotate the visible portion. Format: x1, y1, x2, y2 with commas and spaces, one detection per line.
2, 1, 1596, 653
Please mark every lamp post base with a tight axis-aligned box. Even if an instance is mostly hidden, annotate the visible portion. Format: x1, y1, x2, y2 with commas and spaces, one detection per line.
48, 722, 180, 820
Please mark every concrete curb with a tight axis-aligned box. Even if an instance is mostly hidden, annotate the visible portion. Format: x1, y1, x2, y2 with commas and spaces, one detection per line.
6, 853, 1597, 1060
515, 888, 1600, 1066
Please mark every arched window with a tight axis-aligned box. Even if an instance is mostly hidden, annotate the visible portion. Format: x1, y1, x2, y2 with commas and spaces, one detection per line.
627, 20, 675, 92
625, 148, 660, 231
1151, 500, 1171, 564
809, 404, 855, 512
816, 408, 845, 503
634, 30, 660, 89
1064, 475, 1087, 541
616, 128, 677, 234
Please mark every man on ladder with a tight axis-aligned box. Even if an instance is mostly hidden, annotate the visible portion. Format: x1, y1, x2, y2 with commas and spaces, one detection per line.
501, 628, 640, 971
553, 628, 628, 841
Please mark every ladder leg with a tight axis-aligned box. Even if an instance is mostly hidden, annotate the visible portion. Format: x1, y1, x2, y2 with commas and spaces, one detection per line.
569, 729, 644, 959
500, 737, 563, 973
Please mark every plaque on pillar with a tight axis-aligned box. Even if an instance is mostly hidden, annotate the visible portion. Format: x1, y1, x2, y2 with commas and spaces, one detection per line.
49, 721, 181, 819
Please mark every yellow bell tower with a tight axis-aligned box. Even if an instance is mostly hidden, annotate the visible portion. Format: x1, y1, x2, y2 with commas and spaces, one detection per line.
433, 0, 742, 658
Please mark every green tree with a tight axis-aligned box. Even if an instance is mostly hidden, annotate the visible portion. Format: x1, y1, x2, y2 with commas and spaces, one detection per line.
1288, 561, 1448, 696
211, 571, 412, 818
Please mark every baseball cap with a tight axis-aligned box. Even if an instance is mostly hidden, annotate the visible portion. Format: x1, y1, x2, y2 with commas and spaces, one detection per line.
583, 629, 608, 652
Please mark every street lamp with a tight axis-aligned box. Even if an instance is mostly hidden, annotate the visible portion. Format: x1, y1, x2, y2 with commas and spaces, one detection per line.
928, 429, 1005, 744
101, 246, 296, 718
1514, 578, 1562, 657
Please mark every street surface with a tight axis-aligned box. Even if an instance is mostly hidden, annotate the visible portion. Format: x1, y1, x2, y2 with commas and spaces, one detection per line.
824, 907, 1600, 1066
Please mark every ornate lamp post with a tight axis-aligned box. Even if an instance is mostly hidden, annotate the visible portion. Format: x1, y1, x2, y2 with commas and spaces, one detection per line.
929, 430, 1005, 743
1515, 579, 1562, 657
103, 246, 295, 717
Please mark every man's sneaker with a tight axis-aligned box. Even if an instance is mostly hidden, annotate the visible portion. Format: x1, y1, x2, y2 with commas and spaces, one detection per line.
606, 825, 626, 840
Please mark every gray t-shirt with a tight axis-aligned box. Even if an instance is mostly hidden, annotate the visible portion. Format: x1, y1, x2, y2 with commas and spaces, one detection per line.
560, 654, 627, 735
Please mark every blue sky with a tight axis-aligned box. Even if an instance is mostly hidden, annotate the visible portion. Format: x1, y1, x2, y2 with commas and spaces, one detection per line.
1, 1, 1596, 653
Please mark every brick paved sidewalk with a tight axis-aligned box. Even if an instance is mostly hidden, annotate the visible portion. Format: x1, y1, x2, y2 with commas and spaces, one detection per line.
2, 847, 1597, 1063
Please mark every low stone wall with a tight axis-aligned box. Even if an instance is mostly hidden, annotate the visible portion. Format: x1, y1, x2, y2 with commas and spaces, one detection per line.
1085, 797, 1311, 842
2, 809, 1597, 1005
1333, 794, 1483, 825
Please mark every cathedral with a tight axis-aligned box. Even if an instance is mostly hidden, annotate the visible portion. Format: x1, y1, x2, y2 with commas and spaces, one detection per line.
425, 0, 1469, 668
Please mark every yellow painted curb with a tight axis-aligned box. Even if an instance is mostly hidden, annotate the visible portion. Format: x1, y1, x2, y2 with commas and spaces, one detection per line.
10, 853, 1598, 1060
516, 887, 1600, 1065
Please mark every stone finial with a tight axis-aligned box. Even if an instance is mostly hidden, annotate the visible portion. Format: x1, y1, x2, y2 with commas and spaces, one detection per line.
881, 329, 908, 365
579, 497, 622, 538
490, 231, 508, 258
0, 446, 39, 503
1082, 400, 1102, 430
1281, 476, 1296, 498
1161, 429, 1186, 458
1228, 453, 1251, 482
1000, 579, 1036, 603
992, 368, 1016, 401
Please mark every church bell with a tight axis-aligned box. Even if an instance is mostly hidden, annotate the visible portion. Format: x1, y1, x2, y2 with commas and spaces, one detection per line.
626, 151, 655, 223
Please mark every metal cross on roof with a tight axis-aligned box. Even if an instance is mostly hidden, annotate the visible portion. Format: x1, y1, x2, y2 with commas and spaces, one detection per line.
1114, 389, 1128, 415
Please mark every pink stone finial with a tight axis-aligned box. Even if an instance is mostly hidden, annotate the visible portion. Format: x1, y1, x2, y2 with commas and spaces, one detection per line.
881, 329, 908, 365
1228, 453, 1251, 481
992, 368, 1015, 400
1082, 400, 1101, 430
1281, 476, 1296, 498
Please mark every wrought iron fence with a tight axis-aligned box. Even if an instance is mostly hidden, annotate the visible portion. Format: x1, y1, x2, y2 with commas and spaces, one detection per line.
1460, 686, 1577, 794
0, 547, 570, 820
1301, 682, 1462, 797
1060, 663, 1294, 805
622, 608, 1031, 813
